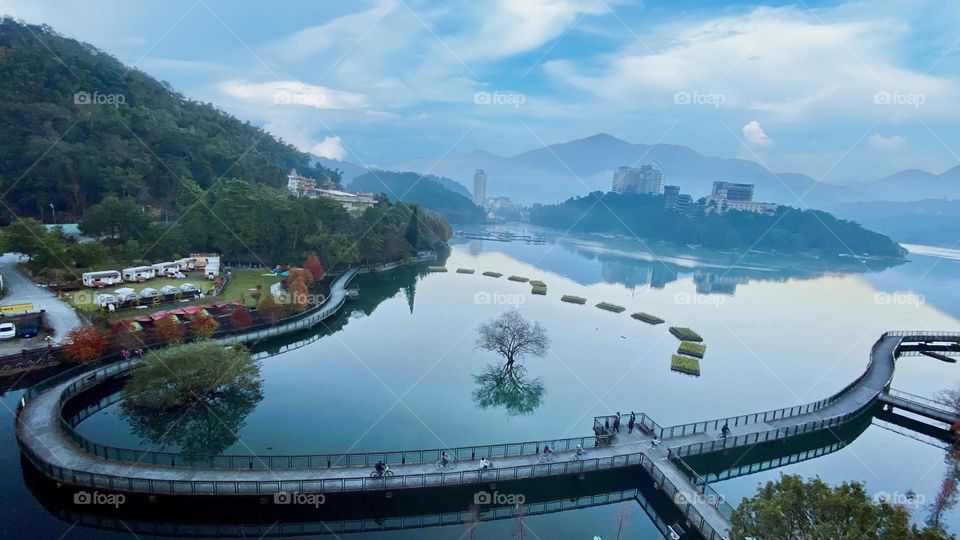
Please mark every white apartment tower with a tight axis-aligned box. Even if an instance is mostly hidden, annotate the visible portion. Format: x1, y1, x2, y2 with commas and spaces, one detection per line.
473, 169, 488, 204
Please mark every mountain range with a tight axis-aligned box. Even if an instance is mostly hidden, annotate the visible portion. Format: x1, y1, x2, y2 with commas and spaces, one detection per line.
331, 133, 958, 207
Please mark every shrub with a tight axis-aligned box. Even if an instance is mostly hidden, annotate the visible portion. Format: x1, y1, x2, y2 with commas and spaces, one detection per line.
678, 341, 706, 358
671, 355, 700, 376
595, 302, 626, 313
529, 280, 546, 287
508, 275, 529, 282
561, 295, 586, 305
110, 320, 143, 351
257, 294, 284, 324
65, 325, 111, 363
531, 285, 547, 295
428, 266, 448, 272
154, 315, 185, 344
482, 271, 503, 278
287, 267, 314, 287
669, 327, 703, 342
288, 278, 309, 311
631, 312, 665, 325
456, 268, 475, 274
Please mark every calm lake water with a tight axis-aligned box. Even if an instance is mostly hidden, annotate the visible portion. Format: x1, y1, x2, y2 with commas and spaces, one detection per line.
4, 225, 960, 539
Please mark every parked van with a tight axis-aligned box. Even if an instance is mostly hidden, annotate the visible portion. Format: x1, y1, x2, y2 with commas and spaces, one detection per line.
122, 266, 155, 282
82, 270, 122, 288
205, 264, 220, 280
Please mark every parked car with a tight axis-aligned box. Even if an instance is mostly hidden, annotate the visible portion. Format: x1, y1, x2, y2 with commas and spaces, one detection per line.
18, 323, 39, 339
0, 322, 16, 340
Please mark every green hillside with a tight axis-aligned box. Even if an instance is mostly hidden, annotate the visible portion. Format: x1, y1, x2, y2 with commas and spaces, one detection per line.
349, 170, 485, 224
0, 18, 339, 221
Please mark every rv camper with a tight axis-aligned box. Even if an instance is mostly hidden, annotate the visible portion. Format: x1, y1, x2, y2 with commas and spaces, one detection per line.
122, 266, 155, 282
82, 270, 122, 288
151, 262, 181, 278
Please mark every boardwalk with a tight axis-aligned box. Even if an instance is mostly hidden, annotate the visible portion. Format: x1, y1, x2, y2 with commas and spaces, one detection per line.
16, 331, 960, 540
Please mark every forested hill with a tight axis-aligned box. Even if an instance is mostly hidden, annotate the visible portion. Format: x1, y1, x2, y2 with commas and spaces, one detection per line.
349, 170, 485, 224
0, 18, 338, 221
531, 192, 907, 259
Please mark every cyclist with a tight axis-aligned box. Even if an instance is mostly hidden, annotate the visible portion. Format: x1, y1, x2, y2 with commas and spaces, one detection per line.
575, 444, 587, 458
721, 423, 731, 439
439, 451, 450, 468
374, 460, 386, 477
479, 457, 493, 470
542, 445, 552, 457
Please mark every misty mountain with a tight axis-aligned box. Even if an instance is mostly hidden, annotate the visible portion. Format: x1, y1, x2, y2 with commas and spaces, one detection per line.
389, 133, 866, 206
855, 167, 960, 202
312, 154, 471, 198
347, 170, 484, 224
829, 199, 960, 248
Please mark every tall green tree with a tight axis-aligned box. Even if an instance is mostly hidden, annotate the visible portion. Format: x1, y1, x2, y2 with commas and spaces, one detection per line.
730, 475, 952, 540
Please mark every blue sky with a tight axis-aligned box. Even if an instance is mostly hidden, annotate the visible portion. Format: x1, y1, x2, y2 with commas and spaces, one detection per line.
4, 0, 960, 184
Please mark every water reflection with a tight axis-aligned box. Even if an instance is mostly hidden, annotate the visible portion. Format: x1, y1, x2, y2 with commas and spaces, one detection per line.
454, 225, 905, 296
120, 355, 264, 455
472, 363, 545, 416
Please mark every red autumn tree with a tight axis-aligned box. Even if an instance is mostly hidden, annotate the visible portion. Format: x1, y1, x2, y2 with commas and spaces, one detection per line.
191, 315, 219, 339
304, 254, 325, 282
65, 326, 111, 363
153, 315, 185, 344
230, 306, 253, 329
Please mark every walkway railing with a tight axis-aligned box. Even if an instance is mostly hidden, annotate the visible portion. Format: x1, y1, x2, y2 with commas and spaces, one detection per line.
885, 388, 954, 414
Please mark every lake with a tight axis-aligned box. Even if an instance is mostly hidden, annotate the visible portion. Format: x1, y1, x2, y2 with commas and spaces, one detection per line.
4, 225, 960, 539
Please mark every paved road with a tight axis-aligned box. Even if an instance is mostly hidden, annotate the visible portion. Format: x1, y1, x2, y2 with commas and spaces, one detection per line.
0, 253, 82, 349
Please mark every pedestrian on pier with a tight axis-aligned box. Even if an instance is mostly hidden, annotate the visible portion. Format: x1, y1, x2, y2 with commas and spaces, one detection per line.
613, 412, 621, 433
604, 418, 610, 432
628, 412, 636, 433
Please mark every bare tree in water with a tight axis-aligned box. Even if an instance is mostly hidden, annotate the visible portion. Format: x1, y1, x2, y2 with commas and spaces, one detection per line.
476, 310, 549, 371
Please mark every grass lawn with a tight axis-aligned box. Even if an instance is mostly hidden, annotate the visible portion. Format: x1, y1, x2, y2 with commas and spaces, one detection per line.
671, 355, 701, 376
669, 327, 703, 342
631, 312, 665, 325
678, 341, 707, 358
595, 301, 626, 313
221, 269, 282, 307
561, 295, 586, 305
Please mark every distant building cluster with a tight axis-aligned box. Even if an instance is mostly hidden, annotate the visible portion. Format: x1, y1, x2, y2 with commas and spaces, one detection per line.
705, 181, 777, 215
612, 165, 664, 195
609, 165, 778, 216
473, 169, 488, 204
286, 169, 376, 214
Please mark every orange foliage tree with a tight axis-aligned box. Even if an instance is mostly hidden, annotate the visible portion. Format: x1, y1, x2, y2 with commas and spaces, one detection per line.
153, 315, 185, 344
287, 266, 314, 287
65, 326, 111, 363
191, 315, 219, 339
110, 320, 143, 351
230, 306, 253, 329
304, 254, 325, 282
289, 278, 309, 311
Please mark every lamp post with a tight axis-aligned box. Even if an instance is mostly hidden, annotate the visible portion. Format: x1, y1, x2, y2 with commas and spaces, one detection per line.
49, 203, 56, 225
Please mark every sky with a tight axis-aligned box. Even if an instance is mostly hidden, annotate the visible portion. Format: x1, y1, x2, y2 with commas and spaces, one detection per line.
3, 0, 960, 184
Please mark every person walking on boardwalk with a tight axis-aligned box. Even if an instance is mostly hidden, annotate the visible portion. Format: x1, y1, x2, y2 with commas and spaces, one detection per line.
628, 412, 636, 433
721, 422, 730, 438
604, 418, 610, 432
613, 412, 621, 433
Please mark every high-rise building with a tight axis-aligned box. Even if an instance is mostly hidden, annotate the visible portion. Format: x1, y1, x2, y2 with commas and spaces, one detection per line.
611, 165, 664, 195
711, 181, 754, 202
473, 169, 488, 204
663, 185, 692, 214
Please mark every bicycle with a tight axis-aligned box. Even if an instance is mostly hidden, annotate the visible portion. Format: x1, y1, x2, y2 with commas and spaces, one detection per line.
538, 452, 556, 463
370, 466, 394, 478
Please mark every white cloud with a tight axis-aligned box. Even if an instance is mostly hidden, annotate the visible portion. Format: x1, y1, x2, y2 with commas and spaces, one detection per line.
219, 80, 367, 110
311, 136, 347, 160
869, 134, 906, 150
742, 120, 772, 147
544, 3, 960, 121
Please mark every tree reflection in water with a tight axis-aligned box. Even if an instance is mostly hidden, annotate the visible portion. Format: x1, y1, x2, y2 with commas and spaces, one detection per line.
472, 363, 545, 416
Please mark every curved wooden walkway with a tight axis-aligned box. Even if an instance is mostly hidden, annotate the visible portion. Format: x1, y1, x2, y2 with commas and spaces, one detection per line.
16, 331, 960, 540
